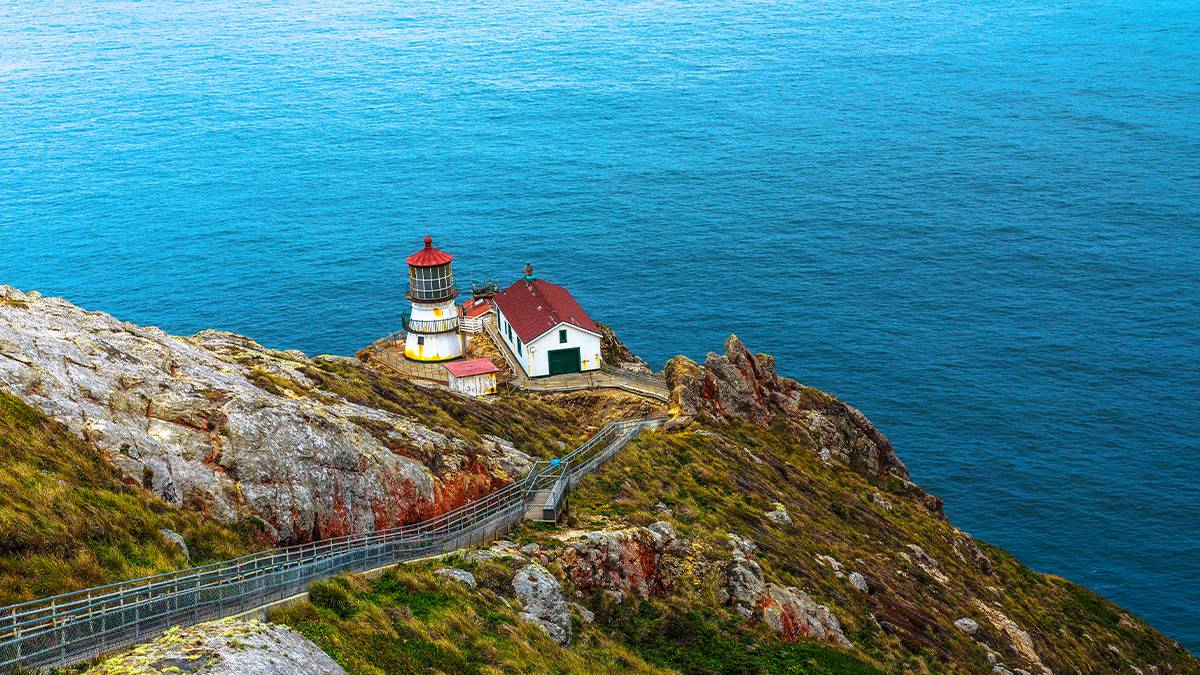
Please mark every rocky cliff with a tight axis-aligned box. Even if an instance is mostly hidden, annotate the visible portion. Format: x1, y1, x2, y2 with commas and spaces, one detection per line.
0, 286, 542, 543
666, 335, 909, 480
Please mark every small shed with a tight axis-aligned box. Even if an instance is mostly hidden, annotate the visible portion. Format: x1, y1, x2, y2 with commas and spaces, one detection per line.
444, 358, 500, 397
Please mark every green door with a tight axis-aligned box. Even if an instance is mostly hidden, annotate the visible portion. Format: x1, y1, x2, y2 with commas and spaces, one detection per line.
547, 347, 582, 376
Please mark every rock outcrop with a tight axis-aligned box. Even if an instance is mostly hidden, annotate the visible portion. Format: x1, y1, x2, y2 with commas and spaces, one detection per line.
512, 563, 571, 646
595, 322, 653, 375
435, 567, 477, 589
665, 335, 907, 480
87, 619, 345, 675
158, 528, 190, 562
970, 598, 1052, 675
718, 533, 851, 648
760, 583, 853, 648
0, 286, 512, 543
536, 521, 684, 599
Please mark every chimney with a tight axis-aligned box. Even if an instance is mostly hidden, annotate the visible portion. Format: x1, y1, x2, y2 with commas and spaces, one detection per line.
524, 263, 534, 280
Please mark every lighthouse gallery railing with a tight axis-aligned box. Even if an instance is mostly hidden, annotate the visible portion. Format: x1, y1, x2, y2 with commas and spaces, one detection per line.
0, 418, 663, 671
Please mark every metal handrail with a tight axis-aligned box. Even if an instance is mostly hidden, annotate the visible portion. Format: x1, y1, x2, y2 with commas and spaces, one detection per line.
599, 362, 666, 388
0, 417, 663, 670
404, 315, 460, 334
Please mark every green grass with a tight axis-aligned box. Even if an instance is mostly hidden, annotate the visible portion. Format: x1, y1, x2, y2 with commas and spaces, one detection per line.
604, 600, 883, 674
272, 565, 666, 675
0, 391, 265, 604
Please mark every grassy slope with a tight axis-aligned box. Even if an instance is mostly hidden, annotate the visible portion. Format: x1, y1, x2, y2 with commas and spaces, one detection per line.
274, 552, 881, 675
5, 337, 1193, 673
0, 391, 265, 605
265, 367, 1195, 674
560, 422, 1197, 674
272, 563, 667, 675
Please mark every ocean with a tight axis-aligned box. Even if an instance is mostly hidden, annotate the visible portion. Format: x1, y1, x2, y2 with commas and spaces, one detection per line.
1, 0, 1197, 652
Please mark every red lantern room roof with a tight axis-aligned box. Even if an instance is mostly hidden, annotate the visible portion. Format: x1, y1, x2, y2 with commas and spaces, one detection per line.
406, 235, 454, 267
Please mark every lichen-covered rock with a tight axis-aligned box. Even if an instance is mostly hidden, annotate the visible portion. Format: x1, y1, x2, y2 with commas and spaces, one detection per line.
760, 584, 853, 648
0, 283, 535, 540
971, 598, 1051, 675
952, 531, 996, 576
905, 544, 949, 583
721, 555, 767, 619
158, 528, 190, 562
954, 617, 980, 635
435, 567, 477, 588
482, 434, 533, 481
540, 522, 684, 599
717, 535, 852, 648
664, 335, 907, 480
765, 503, 792, 525
848, 571, 869, 594
87, 618, 344, 674
512, 563, 571, 646
0, 286, 515, 543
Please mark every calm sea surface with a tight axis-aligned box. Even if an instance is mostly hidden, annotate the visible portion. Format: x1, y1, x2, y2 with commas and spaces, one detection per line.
1, 0, 1197, 652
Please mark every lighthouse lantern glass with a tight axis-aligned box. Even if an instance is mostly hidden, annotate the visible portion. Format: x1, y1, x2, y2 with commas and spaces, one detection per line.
409, 263, 455, 301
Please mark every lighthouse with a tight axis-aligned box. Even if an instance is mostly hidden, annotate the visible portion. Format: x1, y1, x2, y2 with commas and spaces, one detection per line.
404, 236, 463, 362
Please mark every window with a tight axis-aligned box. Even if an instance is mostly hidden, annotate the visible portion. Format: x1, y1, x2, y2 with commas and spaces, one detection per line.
507, 323, 513, 341
408, 263, 455, 300
517, 340, 522, 356
559, 329, 567, 344
417, 336, 425, 345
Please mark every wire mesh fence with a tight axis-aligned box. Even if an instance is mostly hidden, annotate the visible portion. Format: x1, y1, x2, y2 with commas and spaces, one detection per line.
0, 417, 662, 671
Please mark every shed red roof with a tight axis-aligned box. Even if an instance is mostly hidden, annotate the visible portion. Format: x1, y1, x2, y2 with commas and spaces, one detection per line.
444, 358, 500, 378
406, 236, 454, 267
460, 297, 492, 318
493, 278, 600, 343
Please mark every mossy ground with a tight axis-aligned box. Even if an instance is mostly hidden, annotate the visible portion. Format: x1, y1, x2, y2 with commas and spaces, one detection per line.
272, 564, 665, 674
0, 391, 265, 605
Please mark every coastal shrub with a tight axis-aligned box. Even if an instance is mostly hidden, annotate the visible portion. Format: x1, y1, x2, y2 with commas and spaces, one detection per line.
309, 577, 358, 619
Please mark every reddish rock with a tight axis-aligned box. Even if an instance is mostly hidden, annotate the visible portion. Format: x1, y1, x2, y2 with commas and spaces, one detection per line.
666, 335, 908, 481
760, 584, 853, 648
544, 522, 683, 599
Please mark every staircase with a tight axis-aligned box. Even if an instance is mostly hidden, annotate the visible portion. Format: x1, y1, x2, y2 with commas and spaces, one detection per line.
0, 417, 664, 671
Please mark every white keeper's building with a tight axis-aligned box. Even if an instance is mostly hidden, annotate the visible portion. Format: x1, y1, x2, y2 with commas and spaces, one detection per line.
492, 267, 603, 378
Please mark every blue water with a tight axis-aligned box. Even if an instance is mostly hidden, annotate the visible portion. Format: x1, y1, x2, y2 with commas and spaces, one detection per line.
2, 0, 1198, 652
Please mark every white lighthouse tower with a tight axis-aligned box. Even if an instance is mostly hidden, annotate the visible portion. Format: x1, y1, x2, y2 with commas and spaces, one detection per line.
404, 235, 463, 362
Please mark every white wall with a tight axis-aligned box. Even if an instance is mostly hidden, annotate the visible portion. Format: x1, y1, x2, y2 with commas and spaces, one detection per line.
405, 298, 462, 361
495, 308, 531, 375
527, 323, 601, 377
448, 372, 497, 397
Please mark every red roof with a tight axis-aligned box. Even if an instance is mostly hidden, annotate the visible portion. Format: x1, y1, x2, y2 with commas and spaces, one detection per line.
493, 278, 600, 343
406, 236, 454, 267
444, 358, 500, 378
460, 297, 492, 318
